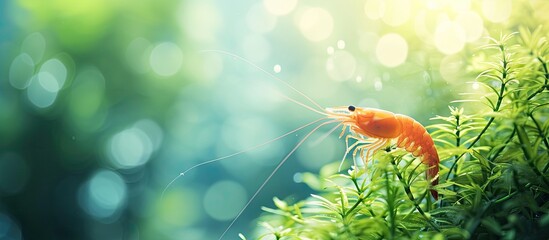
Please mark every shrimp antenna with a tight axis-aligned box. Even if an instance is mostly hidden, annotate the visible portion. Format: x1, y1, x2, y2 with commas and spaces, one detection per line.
200, 50, 326, 113
274, 91, 328, 116
309, 122, 343, 147
161, 117, 328, 200
218, 119, 340, 240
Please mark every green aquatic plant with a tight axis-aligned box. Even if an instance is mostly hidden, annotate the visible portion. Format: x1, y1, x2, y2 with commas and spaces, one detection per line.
249, 30, 549, 239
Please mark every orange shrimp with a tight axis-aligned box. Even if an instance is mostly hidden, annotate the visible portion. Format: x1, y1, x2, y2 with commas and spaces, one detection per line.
326, 105, 440, 199
175, 51, 441, 239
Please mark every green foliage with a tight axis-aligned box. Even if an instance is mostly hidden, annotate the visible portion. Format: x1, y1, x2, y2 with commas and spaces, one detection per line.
251, 30, 549, 239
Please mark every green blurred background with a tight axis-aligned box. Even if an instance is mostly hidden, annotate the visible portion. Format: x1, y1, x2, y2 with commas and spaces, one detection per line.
1, 0, 547, 239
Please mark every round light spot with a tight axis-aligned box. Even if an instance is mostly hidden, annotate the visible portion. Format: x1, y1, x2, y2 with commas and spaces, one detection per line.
150, 42, 183, 77
263, 0, 297, 16
126, 38, 152, 74
179, 2, 221, 42
434, 20, 466, 55
21, 32, 46, 63
158, 188, 201, 227
374, 79, 383, 91
381, 0, 411, 26
107, 127, 154, 169
413, 11, 434, 43
356, 76, 363, 83
376, 33, 408, 68
472, 81, 480, 90
67, 66, 106, 132
449, 0, 471, 11
439, 54, 465, 82
26, 74, 57, 108
273, 64, 281, 73
364, 0, 385, 20
37, 72, 59, 93
40, 58, 67, 92
0, 213, 22, 240
203, 181, 247, 221
326, 50, 357, 82
337, 40, 346, 49
9, 54, 35, 90
456, 11, 484, 42
482, 0, 511, 23
133, 119, 164, 151
247, 3, 277, 33
298, 8, 333, 42
293, 172, 303, 183
327, 46, 334, 55
79, 170, 127, 221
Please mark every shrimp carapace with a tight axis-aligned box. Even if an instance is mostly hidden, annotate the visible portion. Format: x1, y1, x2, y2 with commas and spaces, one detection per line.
326, 106, 440, 199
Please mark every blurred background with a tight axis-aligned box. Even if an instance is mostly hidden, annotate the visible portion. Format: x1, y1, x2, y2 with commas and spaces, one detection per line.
1, 0, 548, 239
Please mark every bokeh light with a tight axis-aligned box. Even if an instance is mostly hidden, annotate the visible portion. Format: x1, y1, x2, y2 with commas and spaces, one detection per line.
434, 19, 466, 55
456, 11, 484, 42
20, 32, 46, 63
364, 0, 385, 20
482, 0, 512, 23
263, 0, 297, 16
107, 120, 162, 169
150, 42, 183, 77
26, 72, 58, 108
381, 0, 411, 26
9, 53, 34, 89
273, 64, 281, 73
203, 180, 247, 221
78, 170, 127, 222
298, 7, 333, 42
179, 1, 221, 43
40, 58, 67, 91
326, 50, 357, 81
126, 38, 152, 74
67, 66, 106, 132
376, 33, 408, 67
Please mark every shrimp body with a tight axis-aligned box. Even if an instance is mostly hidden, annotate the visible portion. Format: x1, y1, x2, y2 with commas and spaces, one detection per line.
327, 106, 440, 199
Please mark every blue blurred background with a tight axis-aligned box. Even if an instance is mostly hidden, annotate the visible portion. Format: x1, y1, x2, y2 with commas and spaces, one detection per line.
1, 0, 547, 239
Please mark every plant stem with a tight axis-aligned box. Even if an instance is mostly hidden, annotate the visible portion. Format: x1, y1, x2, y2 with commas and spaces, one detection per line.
488, 128, 516, 163
446, 46, 509, 181
390, 157, 440, 232
527, 58, 549, 100
385, 172, 396, 238
452, 114, 462, 178
515, 123, 549, 187
529, 114, 549, 173
344, 175, 372, 217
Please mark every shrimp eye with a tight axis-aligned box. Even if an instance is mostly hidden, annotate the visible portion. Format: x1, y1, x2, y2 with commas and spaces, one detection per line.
348, 105, 356, 112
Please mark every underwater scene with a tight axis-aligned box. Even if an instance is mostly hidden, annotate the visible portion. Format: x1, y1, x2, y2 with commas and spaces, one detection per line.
1, 0, 549, 239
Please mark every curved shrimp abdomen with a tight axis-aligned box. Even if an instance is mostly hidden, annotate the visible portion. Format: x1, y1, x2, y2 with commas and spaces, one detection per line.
395, 114, 440, 199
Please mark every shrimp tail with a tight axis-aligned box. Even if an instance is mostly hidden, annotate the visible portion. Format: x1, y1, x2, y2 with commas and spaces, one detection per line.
396, 115, 440, 200
427, 153, 439, 200
423, 138, 440, 200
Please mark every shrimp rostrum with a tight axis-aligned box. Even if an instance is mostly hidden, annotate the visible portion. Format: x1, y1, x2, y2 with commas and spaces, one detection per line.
326, 105, 440, 199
